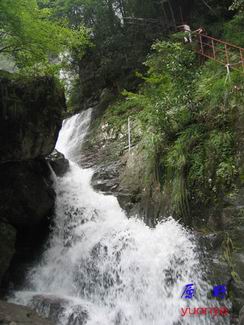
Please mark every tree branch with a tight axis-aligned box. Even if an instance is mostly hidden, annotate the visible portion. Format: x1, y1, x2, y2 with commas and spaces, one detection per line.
0, 45, 13, 53
0, 45, 24, 54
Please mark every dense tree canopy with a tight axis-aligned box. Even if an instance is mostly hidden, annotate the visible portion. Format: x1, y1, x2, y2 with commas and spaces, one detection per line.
0, 0, 241, 79
0, 0, 90, 74
48, 0, 238, 111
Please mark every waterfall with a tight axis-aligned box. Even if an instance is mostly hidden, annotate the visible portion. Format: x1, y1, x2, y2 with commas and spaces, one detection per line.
10, 109, 228, 325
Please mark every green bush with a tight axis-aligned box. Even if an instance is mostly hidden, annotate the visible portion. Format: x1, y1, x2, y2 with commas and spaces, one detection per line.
99, 39, 243, 222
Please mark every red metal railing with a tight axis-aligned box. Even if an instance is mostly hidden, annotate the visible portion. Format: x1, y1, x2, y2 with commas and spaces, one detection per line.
194, 33, 244, 72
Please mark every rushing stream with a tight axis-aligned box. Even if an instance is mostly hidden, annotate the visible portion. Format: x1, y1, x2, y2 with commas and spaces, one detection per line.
10, 109, 228, 324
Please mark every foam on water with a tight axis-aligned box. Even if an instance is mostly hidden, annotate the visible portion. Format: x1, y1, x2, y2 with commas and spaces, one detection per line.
10, 109, 227, 324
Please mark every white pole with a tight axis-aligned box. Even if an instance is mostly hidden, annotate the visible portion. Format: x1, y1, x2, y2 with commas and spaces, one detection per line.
225, 63, 231, 85
128, 116, 131, 153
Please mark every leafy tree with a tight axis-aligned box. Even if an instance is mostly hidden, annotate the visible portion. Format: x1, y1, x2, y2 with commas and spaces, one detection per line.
0, 0, 90, 74
49, 0, 178, 109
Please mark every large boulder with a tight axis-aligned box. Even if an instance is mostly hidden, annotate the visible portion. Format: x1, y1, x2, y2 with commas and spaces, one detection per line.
30, 295, 88, 325
0, 159, 55, 230
47, 150, 69, 177
0, 75, 66, 290
0, 300, 54, 325
0, 76, 66, 163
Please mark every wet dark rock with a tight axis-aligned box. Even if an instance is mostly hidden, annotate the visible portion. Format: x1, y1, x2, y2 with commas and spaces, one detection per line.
197, 232, 232, 289
91, 162, 120, 194
0, 300, 54, 324
198, 232, 225, 251
47, 149, 69, 177
0, 159, 55, 292
239, 305, 244, 325
0, 224, 16, 289
31, 295, 88, 325
0, 76, 66, 163
224, 205, 244, 315
0, 159, 55, 230
0, 75, 66, 292
232, 281, 244, 315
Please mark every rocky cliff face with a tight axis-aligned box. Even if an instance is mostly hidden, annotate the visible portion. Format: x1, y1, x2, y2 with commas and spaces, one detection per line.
81, 103, 173, 227
0, 75, 66, 293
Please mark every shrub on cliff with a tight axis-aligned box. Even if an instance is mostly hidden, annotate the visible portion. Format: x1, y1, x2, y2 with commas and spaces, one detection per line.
103, 39, 244, 224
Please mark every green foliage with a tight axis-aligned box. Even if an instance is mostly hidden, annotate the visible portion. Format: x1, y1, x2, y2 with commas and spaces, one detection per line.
104, 41, 197, 219
0, 0, 90, 75
102, 39, 243, 222
224, 13, 244, 46
47, 0, 181, 105
102, 97, 141, 132
126, 42, 196, 143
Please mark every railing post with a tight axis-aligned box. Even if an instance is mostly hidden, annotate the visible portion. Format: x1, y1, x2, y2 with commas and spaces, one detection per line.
211, 39, 216, 59
200, 34, 204, 55
240, 49, 244, 71
128, 116, 131, 153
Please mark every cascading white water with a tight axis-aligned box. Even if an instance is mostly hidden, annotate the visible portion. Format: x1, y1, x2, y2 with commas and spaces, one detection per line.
10, 109, 228, 325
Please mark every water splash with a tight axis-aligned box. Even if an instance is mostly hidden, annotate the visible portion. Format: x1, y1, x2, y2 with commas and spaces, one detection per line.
10, 109, 227, 324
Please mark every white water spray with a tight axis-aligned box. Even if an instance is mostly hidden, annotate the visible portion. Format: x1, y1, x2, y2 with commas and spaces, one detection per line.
10, 109, 227, 324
